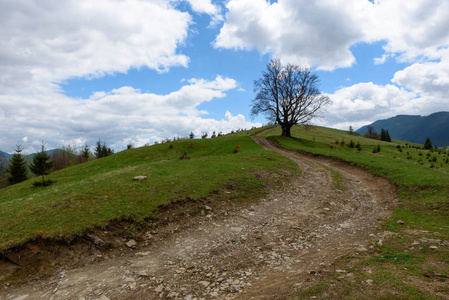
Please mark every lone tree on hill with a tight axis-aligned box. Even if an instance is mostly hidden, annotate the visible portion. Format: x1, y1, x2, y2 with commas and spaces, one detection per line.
251, 59, 331, 137
7, 144, 28, 185
29, 142, 54, 185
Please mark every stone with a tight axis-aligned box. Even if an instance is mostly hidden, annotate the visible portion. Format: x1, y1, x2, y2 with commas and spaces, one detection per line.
366, 279, 373, 285
167, 292, 179, 298
86, 234, 107, 248
125, 239, 137, 248
429, 245, 438, 249
231, 227, 243, 233
133, 176, 147, 181
205, 206, 212, 210
155, 285, 164, 293
397, 220, 405, 225
99, 296, 111, 300
199, 281, 210, 287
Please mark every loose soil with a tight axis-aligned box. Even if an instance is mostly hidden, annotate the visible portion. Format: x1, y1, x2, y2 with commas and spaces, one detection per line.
0, 137, 396, 299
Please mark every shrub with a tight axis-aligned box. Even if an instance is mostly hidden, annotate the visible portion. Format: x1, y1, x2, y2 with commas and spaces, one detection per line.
348, 140, 355, 148
234, 145, 241, 154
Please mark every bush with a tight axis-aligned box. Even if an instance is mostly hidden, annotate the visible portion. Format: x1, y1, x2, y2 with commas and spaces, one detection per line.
348, 140, 355, 148
32, 179, 56, 187
234, 145, 241, 154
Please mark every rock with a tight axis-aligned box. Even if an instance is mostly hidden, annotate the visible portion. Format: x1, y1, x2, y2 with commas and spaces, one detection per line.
366, 279, 373, 285
155, 285, 164, 293
356, 246, 367, 252
133, 176, 147, 181
429, 245, 438, 249
167, 292, 179, 298
397, 220, 405, 225
99, 296, 111, 300
86, 234, 107, 248
377, 239, 383, 246
205, 205, 212, 211
125, 239, 137, 248
138, 271, 149, 277
231, 227, 243, 233
210, 291, 219, 297
199, 281, 210, 287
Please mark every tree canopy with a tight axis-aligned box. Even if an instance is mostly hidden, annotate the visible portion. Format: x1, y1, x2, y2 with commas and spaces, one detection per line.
29, 142, 54, 185
251, 59, 330, 137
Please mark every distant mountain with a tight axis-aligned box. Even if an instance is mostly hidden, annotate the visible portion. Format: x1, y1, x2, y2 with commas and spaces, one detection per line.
0, 151, 12, 158
0, 149, 59, 159
356, 111, 449, 146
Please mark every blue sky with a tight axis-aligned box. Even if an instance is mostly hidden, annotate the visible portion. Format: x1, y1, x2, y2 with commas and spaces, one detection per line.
1, 0, 448, 153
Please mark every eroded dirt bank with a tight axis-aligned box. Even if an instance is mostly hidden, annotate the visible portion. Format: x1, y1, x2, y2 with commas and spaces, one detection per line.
1, 138, 396, 299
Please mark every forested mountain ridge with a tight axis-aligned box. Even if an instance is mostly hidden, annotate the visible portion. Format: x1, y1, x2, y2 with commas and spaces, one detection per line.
357, 111, 449, 146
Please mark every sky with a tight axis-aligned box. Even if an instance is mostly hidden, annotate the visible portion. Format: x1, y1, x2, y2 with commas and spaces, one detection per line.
1, 0, 448, 153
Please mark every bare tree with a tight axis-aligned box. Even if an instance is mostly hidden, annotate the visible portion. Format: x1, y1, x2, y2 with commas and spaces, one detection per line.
251, 59, 331, 137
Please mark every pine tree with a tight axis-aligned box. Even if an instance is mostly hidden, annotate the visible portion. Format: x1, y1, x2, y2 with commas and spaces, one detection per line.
380, 129, 387, 141
386, 130, 391, 142
7, 144, 28, 185
81, 143, 90, 162
94, 139, 113, 158
424, 137, 433, 150
29, 142, 54, 185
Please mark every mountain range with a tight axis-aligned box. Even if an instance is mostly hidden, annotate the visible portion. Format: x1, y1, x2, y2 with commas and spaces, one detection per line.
356, 111, 449, 147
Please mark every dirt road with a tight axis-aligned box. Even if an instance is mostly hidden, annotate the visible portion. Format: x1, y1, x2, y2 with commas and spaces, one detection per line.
1, 138, 396, 299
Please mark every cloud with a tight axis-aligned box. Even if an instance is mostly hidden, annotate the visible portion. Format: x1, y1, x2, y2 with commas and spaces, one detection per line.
215, 0, 449, 69
0, 75, 259, 153
392, 49, 449, 99
368, 0, 449, 62
184, 0, 223, 25
321, 82, 418, 130
214, 0, 367, 70
0, 0, 191, 96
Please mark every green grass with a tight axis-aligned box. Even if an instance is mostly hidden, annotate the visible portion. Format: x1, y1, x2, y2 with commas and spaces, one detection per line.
261, 125, 449, 299
0, 130, 297, 251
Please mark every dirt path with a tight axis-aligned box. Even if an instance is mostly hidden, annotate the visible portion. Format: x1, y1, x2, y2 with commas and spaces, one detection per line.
1, 138, 396, 300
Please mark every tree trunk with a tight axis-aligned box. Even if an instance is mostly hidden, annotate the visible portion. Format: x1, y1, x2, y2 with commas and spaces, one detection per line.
281, 125, 292, 137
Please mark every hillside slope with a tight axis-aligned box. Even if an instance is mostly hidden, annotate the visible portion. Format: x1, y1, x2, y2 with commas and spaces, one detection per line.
356, 111, 449, 146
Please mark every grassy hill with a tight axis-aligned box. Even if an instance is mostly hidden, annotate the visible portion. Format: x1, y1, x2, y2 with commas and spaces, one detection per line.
0, 128, 297, 251
357, 111, 449, 147
1, 125, 449, 298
